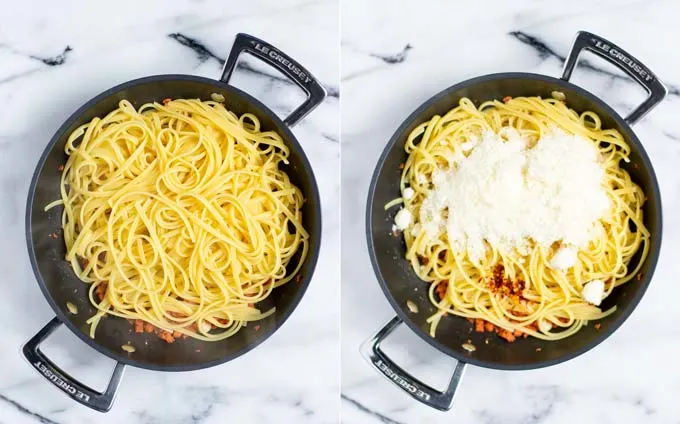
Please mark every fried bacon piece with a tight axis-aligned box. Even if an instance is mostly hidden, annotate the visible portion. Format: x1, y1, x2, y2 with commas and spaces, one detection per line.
497, 329, 516, 342
488, 264, 525, 298
435, 281, 447, 301
470, 318, 538, 343
158, 330, 175, 343
95, 282, 108, 302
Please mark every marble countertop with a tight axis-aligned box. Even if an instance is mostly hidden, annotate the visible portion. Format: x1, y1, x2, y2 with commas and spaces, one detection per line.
0, 1, 339, 423
341, 1, 680, 423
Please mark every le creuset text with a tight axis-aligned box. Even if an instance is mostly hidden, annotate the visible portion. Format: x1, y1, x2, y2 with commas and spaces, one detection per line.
375, 359, 431, 401
33, 361, 91, 402
593, 39, 653, 82
252, 42, 313, 85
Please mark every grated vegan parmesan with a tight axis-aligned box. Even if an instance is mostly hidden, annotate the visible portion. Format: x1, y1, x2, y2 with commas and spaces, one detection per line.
418, 127, 610, 259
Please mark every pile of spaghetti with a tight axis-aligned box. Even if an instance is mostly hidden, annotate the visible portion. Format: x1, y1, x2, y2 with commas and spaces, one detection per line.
392, 96, 648, 341
49, 99, 307, 342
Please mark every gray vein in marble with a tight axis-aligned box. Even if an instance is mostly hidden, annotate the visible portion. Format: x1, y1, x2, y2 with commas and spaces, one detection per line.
321, 132, 339, 143
29, 46, 73, 67
0, 44, 72, 67
168, 32, 339, 98
0, 45, 73, 85
509, 31, 680, 96
341, 394, 404, 424
266, 393, 316, 417
369, 44, 412, 65
342, 43, 413, 82
0, 392, 61, 424
0, 68, 43, 85
662, 130, 680, 142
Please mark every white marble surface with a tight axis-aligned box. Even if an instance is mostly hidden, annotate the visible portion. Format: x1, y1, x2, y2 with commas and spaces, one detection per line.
341, 1, 680, 423
0, 1, 339, 423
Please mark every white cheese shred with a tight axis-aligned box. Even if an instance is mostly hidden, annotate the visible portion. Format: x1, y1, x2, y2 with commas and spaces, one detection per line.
419, 128, 609, 259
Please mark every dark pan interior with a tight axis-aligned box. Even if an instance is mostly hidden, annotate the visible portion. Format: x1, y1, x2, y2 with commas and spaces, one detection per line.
27, 75, 321, 370
368, 73, 661, 370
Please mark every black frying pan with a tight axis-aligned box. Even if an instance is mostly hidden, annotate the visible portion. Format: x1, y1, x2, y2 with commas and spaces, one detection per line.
23, 33, 326, 412
363, 31, 666, 411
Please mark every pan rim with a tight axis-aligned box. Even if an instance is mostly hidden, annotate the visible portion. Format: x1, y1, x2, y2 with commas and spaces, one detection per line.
366, 71, 662, 371
26, 73, 322, 372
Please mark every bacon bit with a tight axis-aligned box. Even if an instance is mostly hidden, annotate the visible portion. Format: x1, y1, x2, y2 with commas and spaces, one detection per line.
488, 264, 525, 299
497, 329, 516, 342
79, 257, 90, 269
435, 281, 447, 301
513, 329, 523, 337
419, 256, 429, 265
58, 164, 65, 172
466, 318, 474, 324
594, 323, 602, 330
296, 274, 302, 283
247, 303, 254, 308
95, 282, 108, 302
474, 319, 485, 332
158, 330, 175, 343
173, 330, 182, 338
502, 96, 512, 103
162, 98, 172, 105
484, 321, 495, 332
636, 273, 643, 281
399, 163, 405, 170
134, 320, 144, 334
254, 325, 261, 331
144, 323, 155, 333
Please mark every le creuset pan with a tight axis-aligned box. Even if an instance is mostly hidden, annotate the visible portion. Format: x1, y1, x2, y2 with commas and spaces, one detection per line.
363, 31, 666, 411
24, 33, 326, 412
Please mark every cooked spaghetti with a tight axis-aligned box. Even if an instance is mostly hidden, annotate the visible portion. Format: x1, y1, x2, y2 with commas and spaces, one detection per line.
47, 98, 307, 342
391, 96, 648, 341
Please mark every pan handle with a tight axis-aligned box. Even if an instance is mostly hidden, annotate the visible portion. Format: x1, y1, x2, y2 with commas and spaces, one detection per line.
561, 31, 667, 125
22, 318, 126, 413
360, 316, 467, 411
220, 33, 327, 127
